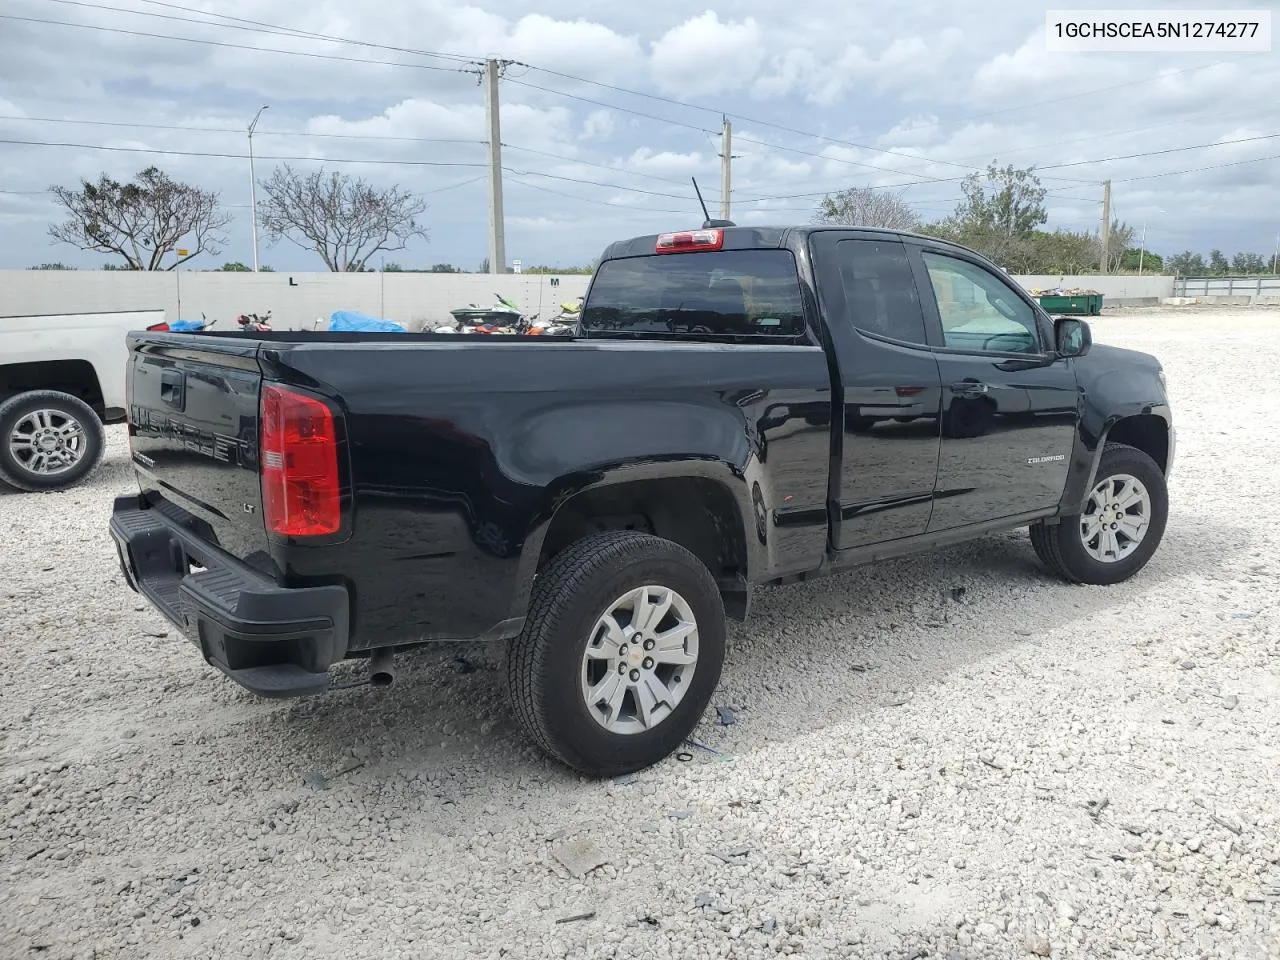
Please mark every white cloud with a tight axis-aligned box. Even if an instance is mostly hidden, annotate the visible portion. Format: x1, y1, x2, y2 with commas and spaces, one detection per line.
625, 147, 711, 175
0, 0, 1277, 268
649, 12, 764, 96
580, 110, 616, 142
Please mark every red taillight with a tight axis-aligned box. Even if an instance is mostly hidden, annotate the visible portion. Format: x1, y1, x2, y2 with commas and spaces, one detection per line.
147, 322, 170, 332
260, 384, 341, 537
655, 228, 724, 254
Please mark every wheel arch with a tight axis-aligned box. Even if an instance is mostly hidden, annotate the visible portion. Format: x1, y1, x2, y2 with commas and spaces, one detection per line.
0, 360, 108, 420
1103, 414, 1169, 474
1061, 408, 1171, 516
512, 466, 756, 623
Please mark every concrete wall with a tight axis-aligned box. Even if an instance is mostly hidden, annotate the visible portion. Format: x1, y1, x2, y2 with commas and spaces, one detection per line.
1012, 275, 1175, 301
0, 271, 592, 331
0, 270, 1174, 331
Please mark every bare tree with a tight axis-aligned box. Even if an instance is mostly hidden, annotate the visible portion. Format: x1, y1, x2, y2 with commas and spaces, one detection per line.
48, 167, 230, 270
813, 186, 919, 230
258, 164, 429, 272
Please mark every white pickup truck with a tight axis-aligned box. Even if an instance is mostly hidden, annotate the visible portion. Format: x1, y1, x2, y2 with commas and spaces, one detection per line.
0, 309, 164, 491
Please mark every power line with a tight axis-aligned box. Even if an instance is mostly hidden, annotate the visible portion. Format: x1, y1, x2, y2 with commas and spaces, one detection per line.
734, 131, 1280, 203
0, 137, 488, 167
947, 102, 1269, 167
13, 5, 1273, 209
505, 77, 986, 188
0, 113, 485, 144
881, 60, 1237, 137
1036, 132, 1280, 171
423, 175, 487, 195
31, 0, 978, 175
502, 143, 696, 187
0, 137, 702, 205
504, 77, 983, 185
0, 115, 700, 187
36, 0, 475, 65
0, 14, 475, 74
502, 167, 693, 200
1114, 151, 1280, 182
26, 0, 1251, 192
516, 71, 978, 173
507, 177, 687, 215
52, 0, 1229, 180
504, 77, 718, 136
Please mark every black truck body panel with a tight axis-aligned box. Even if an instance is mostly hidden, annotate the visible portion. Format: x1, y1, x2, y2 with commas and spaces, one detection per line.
111, 224, 1172, 694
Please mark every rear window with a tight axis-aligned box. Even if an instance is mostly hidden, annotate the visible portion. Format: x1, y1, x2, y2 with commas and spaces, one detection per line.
580, 249, 807, 338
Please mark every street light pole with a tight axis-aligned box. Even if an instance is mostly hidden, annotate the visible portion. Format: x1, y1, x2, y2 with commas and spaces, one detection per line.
1138, 221, 1147, 276
248, 105, 268, 272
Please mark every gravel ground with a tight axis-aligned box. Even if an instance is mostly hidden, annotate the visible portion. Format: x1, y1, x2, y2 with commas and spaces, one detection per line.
3, 307, 1279, 960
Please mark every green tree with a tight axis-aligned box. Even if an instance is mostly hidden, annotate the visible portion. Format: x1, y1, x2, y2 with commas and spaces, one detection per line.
523, 264, 595, 275
925, 162, 1047, 267
1166, 251, 1206, 275
1104, 221, 1135, 273
1208, 249, 1229, 274
27, 262, 76, 270
429, 263, 462, 273
1231, 251, 1267, 273
220, 261, 251, 271
1118, 248, 1163, 272
953, 162, 1047, 237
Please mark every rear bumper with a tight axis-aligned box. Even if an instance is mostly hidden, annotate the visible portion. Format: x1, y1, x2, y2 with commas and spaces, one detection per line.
109, 495, 348, 697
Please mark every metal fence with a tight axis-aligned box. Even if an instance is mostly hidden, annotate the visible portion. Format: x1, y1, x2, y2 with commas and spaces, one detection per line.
1173, 276, 1280, 296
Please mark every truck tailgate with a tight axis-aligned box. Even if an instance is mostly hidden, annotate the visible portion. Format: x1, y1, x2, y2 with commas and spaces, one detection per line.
126, 334, 269, 565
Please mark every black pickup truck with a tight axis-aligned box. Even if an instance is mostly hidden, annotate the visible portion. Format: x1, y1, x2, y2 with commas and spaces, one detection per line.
110, 224, 1172, 776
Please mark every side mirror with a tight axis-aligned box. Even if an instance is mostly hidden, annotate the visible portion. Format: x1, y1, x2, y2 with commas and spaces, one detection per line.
1054, 316, 1092, 358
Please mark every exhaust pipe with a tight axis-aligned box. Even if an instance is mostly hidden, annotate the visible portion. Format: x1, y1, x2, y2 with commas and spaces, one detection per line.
368, 648, 395, 688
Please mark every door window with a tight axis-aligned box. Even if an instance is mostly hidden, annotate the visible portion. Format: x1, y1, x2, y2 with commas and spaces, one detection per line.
920, 252, 1042, 355
835, 240, 928, 345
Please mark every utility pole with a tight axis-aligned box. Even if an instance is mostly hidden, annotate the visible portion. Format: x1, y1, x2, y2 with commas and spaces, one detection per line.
484, 59, 507, 275
719, 117, 732, 221
1273, 231, 1278, 275
1098, 179, 1112, 274
248, 105, 268, 272
1138, 221, 1146, 276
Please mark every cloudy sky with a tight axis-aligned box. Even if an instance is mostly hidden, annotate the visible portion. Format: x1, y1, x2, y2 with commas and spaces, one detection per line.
1, 0, 1277, 271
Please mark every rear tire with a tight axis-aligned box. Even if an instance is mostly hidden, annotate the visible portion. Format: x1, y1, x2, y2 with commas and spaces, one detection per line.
507, 531, 725, 777
1031, 442, 1167, 585
0, 390, 106, 492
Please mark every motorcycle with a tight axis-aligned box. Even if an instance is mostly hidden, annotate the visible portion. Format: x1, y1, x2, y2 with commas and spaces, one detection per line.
433, 294, 577, 336
236, 310, 272, 333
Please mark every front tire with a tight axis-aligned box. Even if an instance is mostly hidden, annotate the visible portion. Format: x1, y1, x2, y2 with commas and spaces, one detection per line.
507, 531, 725, 777
1030, 442, 1168, 585
0, 390, 106, 492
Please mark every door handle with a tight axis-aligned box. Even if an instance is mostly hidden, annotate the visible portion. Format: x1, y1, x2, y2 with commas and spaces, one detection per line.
950, 380, 989, 396
160, 369, 186, 409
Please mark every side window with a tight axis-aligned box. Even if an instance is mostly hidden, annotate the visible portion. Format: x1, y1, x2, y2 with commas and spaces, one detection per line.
835, 240, 928, 344
920, 252, 1042, 355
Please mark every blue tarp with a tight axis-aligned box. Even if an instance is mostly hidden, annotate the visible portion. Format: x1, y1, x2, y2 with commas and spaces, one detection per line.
169, 319, 207, 332
328, 310, 406, 333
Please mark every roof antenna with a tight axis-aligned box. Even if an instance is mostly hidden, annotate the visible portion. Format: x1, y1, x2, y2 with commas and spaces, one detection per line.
692, 177, 734, 230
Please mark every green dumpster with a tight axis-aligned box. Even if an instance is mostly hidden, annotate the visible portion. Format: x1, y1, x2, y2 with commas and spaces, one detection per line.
1036, 294, 1103, 316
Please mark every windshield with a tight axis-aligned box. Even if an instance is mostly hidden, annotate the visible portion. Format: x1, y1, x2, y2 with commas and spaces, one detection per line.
581, 249, 807, 338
